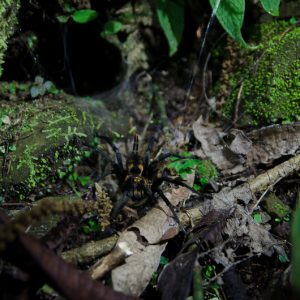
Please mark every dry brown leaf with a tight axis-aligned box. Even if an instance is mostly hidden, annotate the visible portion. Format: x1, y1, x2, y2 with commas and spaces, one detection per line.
110, 174, 195, 296
246, 123, 300, 165
199, 156, 300, 263
157, 249, 198, 300
224, 206, 286, 256
182, 209, 230, 252
192, 116, 300, 175
192, 116, 239, 171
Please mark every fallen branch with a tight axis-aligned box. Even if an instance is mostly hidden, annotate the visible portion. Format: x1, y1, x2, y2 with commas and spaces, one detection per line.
210, 154, 300, 210
62, 235, 118, 265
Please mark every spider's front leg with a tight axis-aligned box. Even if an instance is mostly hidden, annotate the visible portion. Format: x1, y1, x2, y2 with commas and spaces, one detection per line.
153, 188, 181, 225
110, 192, 130, 219
142, 183, 184, 230
97, 135, 124, 173
143, 136, 158, 170
81, 142, 122, 180
155, 176, 201, 196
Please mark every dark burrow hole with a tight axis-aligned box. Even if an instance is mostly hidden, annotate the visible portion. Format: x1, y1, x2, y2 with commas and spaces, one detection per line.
2, 0, 122, 96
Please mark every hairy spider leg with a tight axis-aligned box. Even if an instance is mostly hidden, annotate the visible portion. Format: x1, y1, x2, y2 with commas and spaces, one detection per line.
143, 136, 158, 171
111, 192, 130, 219
153, 188, 181, 225
133, 134, 139, 154
155, 176, 201, 195
97, 135, 124, 172
82, 143, 123, 180
140, 183, 180, 224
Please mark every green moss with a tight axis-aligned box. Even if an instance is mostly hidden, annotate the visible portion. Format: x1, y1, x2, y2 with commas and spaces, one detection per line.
0, 0, 20, 77
0, 97, 93, 199
223, 22, 300, 126
263, 193, 291, 219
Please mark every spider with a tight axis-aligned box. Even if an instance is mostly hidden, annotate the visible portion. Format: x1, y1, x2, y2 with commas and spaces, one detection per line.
94, 134, 199, 225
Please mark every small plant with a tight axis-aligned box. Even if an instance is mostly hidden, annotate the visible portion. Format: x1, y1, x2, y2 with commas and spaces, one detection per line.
82, 219, 101, 234
56, 5, 98, 24
209, 0, 281, 48
203, 264, 216, 279
30, 76, 58, 98
253, 212, 262, 224
167, 153, 218, 191
101, 20, 123, 38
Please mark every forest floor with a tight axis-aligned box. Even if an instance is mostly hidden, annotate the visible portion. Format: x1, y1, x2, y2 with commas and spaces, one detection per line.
0, 16, 300, 300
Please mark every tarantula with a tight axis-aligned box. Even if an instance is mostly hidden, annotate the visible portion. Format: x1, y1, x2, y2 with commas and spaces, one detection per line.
95, 134, 199, 224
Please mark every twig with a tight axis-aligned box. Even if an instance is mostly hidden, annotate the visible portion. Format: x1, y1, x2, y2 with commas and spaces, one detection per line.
249, 177, 282, 213
248, 154, 300, 193
203, 254, 256, 286
61, 235, 118, 265
213, 154, 300, 209
89, 242, 132, 280
233, 81, 244, 125
140, 112, 153, 145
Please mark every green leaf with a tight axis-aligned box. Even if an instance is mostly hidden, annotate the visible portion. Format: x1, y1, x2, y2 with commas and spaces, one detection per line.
0, 114, 5, 128
101, 20, 123, 37
8, 145, 16, 152
71, 9, 98, 24
193, 184, 201, 191
200, 177, 208, 185
82, 219, 100, 234
44, 81, 53, 91
260, 0, 280, 17
155, 0, 185, 56
69, 172, 78, 181
152, 272, 158, 281
30, 86, 40, 98
160, 256, 169, 265
56, 15, 70, 23
181, 159, 199, 169
84, 150, 91, 158
82, 225, 92, 234
289, 17, 297, 25
58, 170, 66, 178
278, 254, 289, 264
9, 83, 17, 94
168, 161, 183, 173
209, 0, 256, 49
179, 171, 188, 179
78, 175, 91, 186
253, 212, 262, 224
203, 264, 216, 279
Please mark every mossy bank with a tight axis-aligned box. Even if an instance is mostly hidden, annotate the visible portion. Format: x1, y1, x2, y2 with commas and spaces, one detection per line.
0, 0, 20, 77
219, 22, 300, 126
0, 95, 130, 200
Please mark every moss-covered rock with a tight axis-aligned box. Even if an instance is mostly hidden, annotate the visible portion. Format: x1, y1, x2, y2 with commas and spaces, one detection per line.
222, 22, 300, 126
0, 0, 20, 77
0, 95, 130, 200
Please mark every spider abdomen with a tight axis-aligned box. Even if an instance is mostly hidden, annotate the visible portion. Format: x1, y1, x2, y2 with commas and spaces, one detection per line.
124, 175, 147, 201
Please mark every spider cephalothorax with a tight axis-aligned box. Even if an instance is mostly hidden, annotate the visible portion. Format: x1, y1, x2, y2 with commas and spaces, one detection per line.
97, 134, 198, 224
